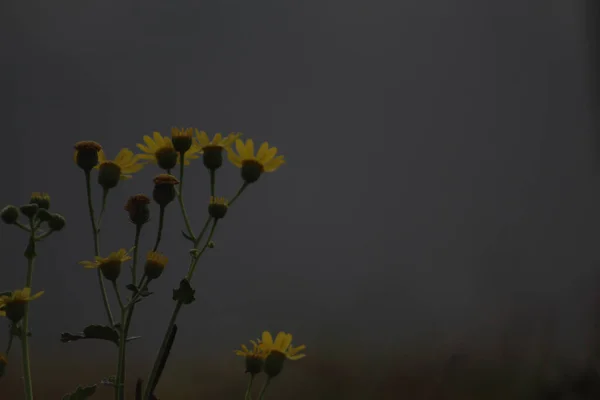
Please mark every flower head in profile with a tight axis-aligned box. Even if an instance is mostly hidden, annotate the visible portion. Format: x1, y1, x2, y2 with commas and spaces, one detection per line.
195, 130, 241, 170
170, 127, 195, 153
73, 141, 103, 171
95, 148, 145, 190
0, 287, 44, 323
136, 132, 202, 170
144, 251, 168, 281
259, 331, 306, 378
235, 339, 267, 375
80, 248, 132, 282
227, 139, 285, 183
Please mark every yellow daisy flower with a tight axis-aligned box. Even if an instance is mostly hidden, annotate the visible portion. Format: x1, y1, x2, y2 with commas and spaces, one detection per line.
95, 148, 145, 190
171, 127, 194, 153
227, 139, 285, 183
260, 331, 306, 360
80, 248, 132, 282
136, 131, 202, 171
194, 130, 241, 170
0, 287, 44, 323
144, 251, 168, 280
195, 130, 240, 151
235, 339, 266, 375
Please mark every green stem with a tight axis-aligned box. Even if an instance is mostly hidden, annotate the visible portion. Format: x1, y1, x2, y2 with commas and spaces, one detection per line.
228, 182, 249, 207
14, 221, 30, 233
177, 152, 195, 241
245, 374, 255, 400
257, 377, 271, 400
143, 219, 218, 400
84, 170, 114, 326
97, 187, 109, 231
210, 169, 215, 198
112, 280, 126, 400
5, 330, 13, 356
34, 230, 54, 241
21, 220, 36, 400
153, 206, 166, 252
116, 224, 143, 400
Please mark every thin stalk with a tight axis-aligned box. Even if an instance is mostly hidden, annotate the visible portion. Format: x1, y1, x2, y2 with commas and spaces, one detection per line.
97, 187, 109, 231
177, 152, 195, 241
152, 206, 165, 252
116, 224, 143, 400
21, 220, 36, 400
228, 182, 249, 207
210, 169, 215, 198
112, 281, 125, 400
34, 230, 53, 241
245, 374, 255, 400
257, 377, 271, 400
143, 219, 218, 400
84, 170, 114, 326
14, 221, 30, 233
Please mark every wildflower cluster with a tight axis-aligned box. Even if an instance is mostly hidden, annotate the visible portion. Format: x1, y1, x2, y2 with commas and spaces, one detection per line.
1, 127, 300, 400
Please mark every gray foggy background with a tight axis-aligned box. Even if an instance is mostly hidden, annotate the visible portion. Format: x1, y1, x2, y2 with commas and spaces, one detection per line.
1, 0, 599, 398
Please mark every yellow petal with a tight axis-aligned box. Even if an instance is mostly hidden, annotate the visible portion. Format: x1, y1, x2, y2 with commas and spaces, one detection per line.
29, 291, 44, 301
263, 155, 285, 172
256, 142, 269, 160
260, 147, 278, 165
98, 149, 107, 163
143, 135, 157, 151
213, 133, 222, 145
227, 148, 242, 168
241, 344, 249, 353
261, 331, 274, 348
235, 139, 246, 159
245, 139, 255, 158
273, 332, 287, 351
195, 130, 209, 147
153, 132, 165, 147
21, 288, 31, 298
280, 333, 293, 352
136, 143, 152, 154
288, 354, 306, 360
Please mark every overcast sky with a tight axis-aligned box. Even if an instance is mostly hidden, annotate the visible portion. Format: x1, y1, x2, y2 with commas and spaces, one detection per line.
1, 0, 599, 393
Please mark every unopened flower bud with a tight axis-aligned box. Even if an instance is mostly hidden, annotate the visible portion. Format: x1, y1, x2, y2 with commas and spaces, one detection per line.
48, 213, 66, 231
124, 194, 151, 225
241, 161, 263, 184
98, 162, 122, 190
152, 174, 179, 207
0, 206, 19, 225
35, 209, 52, 222
29, 192, 50, 210
74, 141, 102, 171
208, 241, 215, 249
208, 197, 228, 219
19, 204, 39, 219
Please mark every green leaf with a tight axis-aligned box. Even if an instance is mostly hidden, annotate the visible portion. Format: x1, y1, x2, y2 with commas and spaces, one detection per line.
60, 325, 119, 346
172, 279, 195, 304
181, 230, 195, 242
61, 384, 97, 400
10, 324, 31, 338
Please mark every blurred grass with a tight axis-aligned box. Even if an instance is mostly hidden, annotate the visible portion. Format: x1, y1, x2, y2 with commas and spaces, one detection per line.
0, 349, 594, 399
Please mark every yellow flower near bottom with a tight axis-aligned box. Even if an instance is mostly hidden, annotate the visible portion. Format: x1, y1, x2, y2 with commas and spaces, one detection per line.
80, 248, 132, 282
235, 339, 266, 375
260, 331, 306, 360
0, 287, 44, 322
